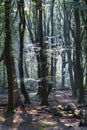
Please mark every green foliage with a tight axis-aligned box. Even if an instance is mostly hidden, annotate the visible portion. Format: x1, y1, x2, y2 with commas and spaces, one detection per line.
32, 0, 41, 3
32, 0, 37, 2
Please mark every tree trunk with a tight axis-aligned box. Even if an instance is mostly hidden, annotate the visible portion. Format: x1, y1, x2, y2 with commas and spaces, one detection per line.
74, 0, 85, 103
61, 52, 66, 89
5, 1, 24, 109
83, 0, 87, 90
11, 56, 24, 107
24, 60, 29, 78
38, 1, 49, 105
2, 61, 6, 88
67, 51, 77, 96
17, 0, 30, 104
4, 0, 14, 112
50, 0, 55, 91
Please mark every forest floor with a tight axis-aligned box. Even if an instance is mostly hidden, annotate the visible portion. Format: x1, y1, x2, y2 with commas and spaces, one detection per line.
0, 89, 87, 130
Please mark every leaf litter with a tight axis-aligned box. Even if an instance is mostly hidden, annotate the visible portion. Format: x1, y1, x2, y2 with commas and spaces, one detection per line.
0, 90, 87, 130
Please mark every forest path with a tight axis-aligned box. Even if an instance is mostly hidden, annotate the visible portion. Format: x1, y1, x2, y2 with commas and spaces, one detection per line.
0, 90, 87, 130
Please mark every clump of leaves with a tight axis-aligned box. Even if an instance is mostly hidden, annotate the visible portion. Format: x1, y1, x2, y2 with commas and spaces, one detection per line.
32, 0, 41, 4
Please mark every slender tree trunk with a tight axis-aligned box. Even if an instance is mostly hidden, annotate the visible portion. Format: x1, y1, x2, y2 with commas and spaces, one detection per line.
38, 1, 49, 105
62, 0, 66, 90
11, 56, 24, 107
5, 1, 24, 109
85, 44, 87, 89
4, 0, 14, 112
61, 52, 66, 89
74, 0, 85, 103
2, 61, 6, 88
50, 0, 55, 91
17, 0, 30, 104
67, 51, 77, 96
83, 0, 87, 90
24, 60, 29, 78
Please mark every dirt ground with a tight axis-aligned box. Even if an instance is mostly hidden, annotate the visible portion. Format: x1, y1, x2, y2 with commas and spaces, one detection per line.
0, 89, 87, 130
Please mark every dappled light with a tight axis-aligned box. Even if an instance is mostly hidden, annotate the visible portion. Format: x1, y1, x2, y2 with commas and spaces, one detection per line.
60, 118, 80, 127
0, 0, 87, 129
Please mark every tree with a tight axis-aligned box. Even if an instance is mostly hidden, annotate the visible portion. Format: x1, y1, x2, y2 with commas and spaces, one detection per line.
37, 0, 49, 105
17, 0, 30, 104
65, 0, 85, 101
50, 0, 55, 89
81, 0, 87, 90
74, 0, 85, 103
4, 0, 14, 112
4, 0, 24, 111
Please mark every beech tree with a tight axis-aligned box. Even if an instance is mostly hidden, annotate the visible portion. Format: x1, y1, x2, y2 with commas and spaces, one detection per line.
17, 0, 30, 104
4, 0, 14, 112
73, 0, 85, 103
5, 0, 24, 113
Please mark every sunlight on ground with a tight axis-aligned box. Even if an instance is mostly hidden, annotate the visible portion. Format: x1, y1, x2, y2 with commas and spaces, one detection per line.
60, 118, 80, 127
39, 119, 57, 125
0, 116, 5, 122
30, 121, 60, 130
13, 115, 24, 124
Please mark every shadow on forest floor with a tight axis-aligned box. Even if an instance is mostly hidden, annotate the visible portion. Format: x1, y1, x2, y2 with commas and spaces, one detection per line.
0, 90, 87, 130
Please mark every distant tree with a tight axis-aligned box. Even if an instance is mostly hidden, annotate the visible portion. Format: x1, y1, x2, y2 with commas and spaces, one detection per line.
65, 1, 77, 96
50, 0, 55, 90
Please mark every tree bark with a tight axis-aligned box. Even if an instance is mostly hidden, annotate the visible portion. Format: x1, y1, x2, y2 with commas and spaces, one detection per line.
38, 0, 49, 105
4, 0, 14, 112
5, 1, 24, 110
17, 0, 30, 104
74, 0, 85, 103
67, 51, 77, 96
61, 52, 66, 89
